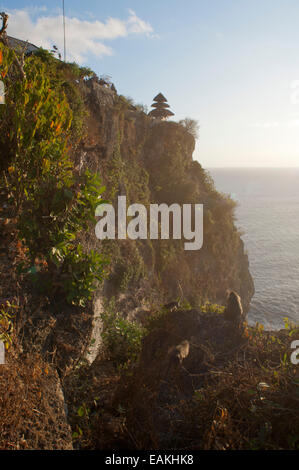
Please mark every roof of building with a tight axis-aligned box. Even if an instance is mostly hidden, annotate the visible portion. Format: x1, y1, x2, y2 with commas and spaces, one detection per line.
6, 36, 40, 54
151, 102, 170, 108
153, 92, 167, 102
148, 108, 174, 118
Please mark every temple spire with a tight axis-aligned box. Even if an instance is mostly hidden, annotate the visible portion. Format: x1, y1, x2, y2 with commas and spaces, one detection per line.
148, 93, 174, 120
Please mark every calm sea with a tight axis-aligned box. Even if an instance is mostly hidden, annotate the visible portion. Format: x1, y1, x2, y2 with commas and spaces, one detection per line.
209, 168, 299, 330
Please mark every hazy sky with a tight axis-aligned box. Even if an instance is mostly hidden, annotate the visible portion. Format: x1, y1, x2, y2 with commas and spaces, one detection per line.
3, 0, 299, 167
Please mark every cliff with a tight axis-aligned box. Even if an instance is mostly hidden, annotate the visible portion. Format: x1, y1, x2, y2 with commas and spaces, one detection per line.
1, 45, 297, 451
77, 78, 254, 313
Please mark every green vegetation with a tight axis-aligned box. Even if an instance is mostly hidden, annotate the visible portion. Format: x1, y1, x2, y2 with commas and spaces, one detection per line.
201, 301, 225, 314
0, 301, 16, 350
178, 322, 299, 450
0, 43, 106, 306
101, 299, 146, 367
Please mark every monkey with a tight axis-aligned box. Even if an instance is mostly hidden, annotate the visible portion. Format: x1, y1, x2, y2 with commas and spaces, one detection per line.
160, 340, 192, 391
163, 300, 180, 312
163, 340, 190, 382
167, 340, 190, 366
163, 281, 184, 312
224, 291, 244, 324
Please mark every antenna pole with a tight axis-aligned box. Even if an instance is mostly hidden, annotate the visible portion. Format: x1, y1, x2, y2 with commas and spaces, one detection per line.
63, 0, 66, 61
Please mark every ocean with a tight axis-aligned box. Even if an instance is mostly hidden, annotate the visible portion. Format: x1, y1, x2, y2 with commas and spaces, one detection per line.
209, 168, 299, 330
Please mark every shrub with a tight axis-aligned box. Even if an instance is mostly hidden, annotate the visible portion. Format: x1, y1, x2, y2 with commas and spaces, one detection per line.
0, 43, 106, 305
0, 301, 15, 350
179, 117, 200, 139
101, 299, 146, 367
201, 302, 225, 315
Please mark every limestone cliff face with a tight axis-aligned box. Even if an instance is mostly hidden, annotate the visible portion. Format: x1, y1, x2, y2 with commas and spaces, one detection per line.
18, 81, 254, 370
72, 80, 254, 327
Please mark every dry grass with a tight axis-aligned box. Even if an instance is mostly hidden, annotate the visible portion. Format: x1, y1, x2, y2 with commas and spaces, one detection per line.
115, 314, 299, 450
63, 356, 124, 449
0, 222, 73, 450
179, 349, 299, 450
0, 348, 72, 450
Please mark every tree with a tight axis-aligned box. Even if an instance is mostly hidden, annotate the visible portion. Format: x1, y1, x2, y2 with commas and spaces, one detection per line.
179, 118, 200, 139
0, 12, 8, 38
148, 93, 174, 120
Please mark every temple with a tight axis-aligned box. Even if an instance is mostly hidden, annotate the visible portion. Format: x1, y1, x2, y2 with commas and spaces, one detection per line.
148, 93, 174, 120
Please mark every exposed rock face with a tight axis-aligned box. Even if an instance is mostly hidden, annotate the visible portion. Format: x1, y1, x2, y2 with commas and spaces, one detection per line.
86, 293, 105, 364
85, 79, 116, 108
73, 81, 254, 326
41, 78, 254, 364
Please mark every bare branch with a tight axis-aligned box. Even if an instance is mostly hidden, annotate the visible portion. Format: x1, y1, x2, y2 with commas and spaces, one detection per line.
0, 12, 8, 39
14, 42, 28, 79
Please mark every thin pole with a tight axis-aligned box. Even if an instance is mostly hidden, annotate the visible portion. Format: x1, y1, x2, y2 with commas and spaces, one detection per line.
63, 0, 66, 61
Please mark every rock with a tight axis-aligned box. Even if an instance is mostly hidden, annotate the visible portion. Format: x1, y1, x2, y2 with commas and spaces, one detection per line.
86, 79, 115, 108
119, 307, 247, 448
